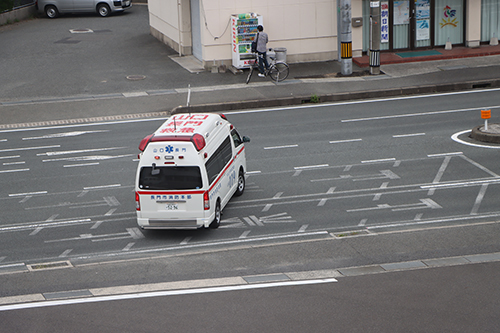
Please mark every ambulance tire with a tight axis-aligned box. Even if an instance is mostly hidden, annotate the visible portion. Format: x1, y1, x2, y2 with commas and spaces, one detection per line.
235, 169, 245, 196
209, 200, 221, 229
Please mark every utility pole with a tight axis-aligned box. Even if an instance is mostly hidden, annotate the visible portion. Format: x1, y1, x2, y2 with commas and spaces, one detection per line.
339, 0, 352, 76
369, 0, 381, 75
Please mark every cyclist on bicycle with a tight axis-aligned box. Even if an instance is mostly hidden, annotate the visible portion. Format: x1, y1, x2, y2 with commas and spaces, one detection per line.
255, 25, 269, 77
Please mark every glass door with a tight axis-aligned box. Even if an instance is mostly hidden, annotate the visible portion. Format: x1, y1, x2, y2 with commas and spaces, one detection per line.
413, 0, 432, 48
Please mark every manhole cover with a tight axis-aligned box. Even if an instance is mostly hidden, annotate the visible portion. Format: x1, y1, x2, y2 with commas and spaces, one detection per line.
70, 28, 94, 34
126, 75, 146, 81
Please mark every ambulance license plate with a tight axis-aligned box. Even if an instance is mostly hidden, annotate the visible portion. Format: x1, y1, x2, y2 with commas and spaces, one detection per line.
166, 203, 178, 210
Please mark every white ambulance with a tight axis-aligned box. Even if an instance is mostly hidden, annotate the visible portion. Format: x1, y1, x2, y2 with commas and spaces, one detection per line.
135, 113, 250, 229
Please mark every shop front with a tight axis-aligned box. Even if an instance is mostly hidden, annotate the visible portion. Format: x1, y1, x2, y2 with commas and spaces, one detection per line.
362, 0, 466, 52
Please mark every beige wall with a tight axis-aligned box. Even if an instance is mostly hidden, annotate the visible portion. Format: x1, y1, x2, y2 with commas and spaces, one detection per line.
466, 0, 481, 48
149, 0, 360, 68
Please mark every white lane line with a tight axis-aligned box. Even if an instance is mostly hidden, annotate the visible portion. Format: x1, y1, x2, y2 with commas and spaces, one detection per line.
122, 242, 135, 252
392, 133, 425, 138
84, 184, 121, 190
3, 161, 25, 166
298, 224, 308, 232
23, 130, 108, 140
358, 219, 367, 227
45, 214, 59, 222
0, 155, 20, 159
273, 192, 283, 199
64, 163, 100, 168
427, 152, 463, 157
293, 170, 302, 177
37, 147, 126, 156
77, 190, 89, 198
104, 208, 117, 216
264, 144, 298, 150
246, 171, 261, 175
341, 104, 500, 123
432, 156, 452, 184
318, 198, 327, 206
460, 155, 500, 178
421, 178, 500, 189
0, 278, 338, 312
0, 139, 6, 142
471, 184, 488, 215
361, 158, 396, 164
373, 193, 382, 201
90, 221, 103, 229
0, 145, 60, 153
294, 164, 329, 170
180, 237, 192, 245
19, 196, 32, 203
29, 227, 43, 236
329, 138, 362, 144
262, 204, 272, 212
9, 191, 47, 197
59, 249, 73, 257
239, 230, 251, 238
0, 168, 29, 174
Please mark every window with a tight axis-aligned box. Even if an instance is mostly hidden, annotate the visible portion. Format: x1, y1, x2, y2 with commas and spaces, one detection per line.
205, 136, 232, 185
139, 166, 202, 190
231, 129, 243, 147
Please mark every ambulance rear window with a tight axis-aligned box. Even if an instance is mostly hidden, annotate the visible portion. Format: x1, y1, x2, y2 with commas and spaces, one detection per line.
139, 166, 202, 190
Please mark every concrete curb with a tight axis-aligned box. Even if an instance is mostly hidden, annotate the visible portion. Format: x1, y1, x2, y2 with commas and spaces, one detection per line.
470, 124, 500, 144
171, 78, 500, 114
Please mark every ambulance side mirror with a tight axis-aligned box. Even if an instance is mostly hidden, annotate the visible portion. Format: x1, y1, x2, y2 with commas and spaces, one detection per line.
242, 136, 251, 143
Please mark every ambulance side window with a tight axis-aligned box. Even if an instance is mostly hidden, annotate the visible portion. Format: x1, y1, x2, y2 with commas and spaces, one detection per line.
231, 129, 243, 147
205, 136, 232, 185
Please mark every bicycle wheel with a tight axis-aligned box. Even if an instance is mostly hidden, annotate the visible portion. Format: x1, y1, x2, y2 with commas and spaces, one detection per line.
269, 62, 289, 82
246, 66, 254, 84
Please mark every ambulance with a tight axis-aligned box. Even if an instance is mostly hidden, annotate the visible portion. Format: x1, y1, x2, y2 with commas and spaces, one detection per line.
135, 113, 250, 229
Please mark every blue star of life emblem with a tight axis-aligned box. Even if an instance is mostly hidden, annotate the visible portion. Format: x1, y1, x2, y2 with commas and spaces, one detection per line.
165, 145, 174, 153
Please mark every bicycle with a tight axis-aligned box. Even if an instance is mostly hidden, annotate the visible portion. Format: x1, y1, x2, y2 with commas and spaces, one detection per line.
245, 50, 290, 84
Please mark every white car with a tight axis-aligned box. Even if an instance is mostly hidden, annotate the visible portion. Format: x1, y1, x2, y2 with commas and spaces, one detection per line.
36, 0, 132, 18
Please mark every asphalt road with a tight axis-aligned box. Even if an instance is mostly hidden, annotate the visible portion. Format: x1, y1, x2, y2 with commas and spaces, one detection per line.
2, 261, 500, 332
1, 89, 500, 268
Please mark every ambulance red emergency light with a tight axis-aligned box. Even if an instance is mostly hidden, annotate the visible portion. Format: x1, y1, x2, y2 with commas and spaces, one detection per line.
135, 113, 250, 230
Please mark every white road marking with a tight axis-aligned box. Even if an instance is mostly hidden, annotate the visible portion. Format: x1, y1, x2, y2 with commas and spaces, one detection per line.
432, 156, 452, 184
243, 217, 255, 226
64, 163, 100, 168
0, 145, 60, 153
239, 230, 251, 238
180, 237, 192, 245
471, 184, 488, 215
414, 213, 424, 221
91, 221, 103, 229
249, 215, 264, 226
45, 214, 59, 222
361, 158, 396, 164
392, 133, 425, 138
29, 227, 43, 236
44, 154, 132, 163
0, 155, 20, 159
264, 144, 298, 150
318, 198, 327, 206
327, 187, 336, 194
262, 204, 272, 212
2, 161, 25, 166
9, 191, 47, 197
0, 278, 338, 312
37, 147, 126, 156
273, 192, 283, 199
298, 224, 309, 232
23, 130, 108, 140
0, 168, 29, 173
329, 138, 362, 144
460, 155, 500, 178
293, 170, 302, 177
122, 242, 135, 252
104, 208, 117, 216
452, 129, 500, 149
246, 171, 261, 175
358, 219, 367, 227
84, 184, 121, 190
427, 152, 463, 157
294, 164, 329, 170
59, 249, 73, 257
19, 196, 32, 203
127, 228, 145, 240
421, 178, 500, 189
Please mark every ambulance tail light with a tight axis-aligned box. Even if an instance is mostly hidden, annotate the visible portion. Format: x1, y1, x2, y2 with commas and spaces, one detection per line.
203, 191, 210, 210
135, 192, 140, 211
219, 114, 227, 120
139, 134, 154, 152
191, 134, 206, 151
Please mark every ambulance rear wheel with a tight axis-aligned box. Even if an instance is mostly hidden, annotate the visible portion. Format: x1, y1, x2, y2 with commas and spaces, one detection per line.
209, 200, 221, 229
235, 170, 245, 196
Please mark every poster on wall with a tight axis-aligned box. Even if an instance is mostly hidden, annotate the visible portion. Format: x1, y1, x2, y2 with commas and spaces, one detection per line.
381, 1, 389, 43
394, 1, 409, 25
416, 0, 430, 40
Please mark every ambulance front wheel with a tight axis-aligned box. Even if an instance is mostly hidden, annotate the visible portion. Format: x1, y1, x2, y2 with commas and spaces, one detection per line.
209, 200, 221, 229
235, 169, 245, 196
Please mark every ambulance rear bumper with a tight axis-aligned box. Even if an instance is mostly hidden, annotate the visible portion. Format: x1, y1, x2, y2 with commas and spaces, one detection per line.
138, 218, 206, 229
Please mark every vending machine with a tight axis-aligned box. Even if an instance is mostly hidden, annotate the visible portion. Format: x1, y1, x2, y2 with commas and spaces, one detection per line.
231, 13, 263, 69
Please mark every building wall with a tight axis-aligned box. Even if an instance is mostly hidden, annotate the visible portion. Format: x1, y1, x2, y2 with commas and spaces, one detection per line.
466, 0, 481, 47
149, 0, 362, 68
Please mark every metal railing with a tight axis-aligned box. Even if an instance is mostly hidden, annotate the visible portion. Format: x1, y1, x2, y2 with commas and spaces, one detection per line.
1, 0, 36, 13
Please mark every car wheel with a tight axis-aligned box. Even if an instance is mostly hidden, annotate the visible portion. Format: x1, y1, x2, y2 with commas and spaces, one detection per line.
97, 4, 110, 17
235, 169, 245, 196
45, 5, 58, 18
209, 200, 221, 229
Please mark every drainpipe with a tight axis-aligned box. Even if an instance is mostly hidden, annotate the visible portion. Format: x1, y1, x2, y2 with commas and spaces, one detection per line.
178, 0, 182, 56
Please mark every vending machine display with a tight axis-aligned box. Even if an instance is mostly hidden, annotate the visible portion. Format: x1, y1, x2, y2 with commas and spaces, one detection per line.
231, 13, 263, 69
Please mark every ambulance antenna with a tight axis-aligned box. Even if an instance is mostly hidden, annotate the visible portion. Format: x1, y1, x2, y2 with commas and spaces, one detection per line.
173, 116, 177, 131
